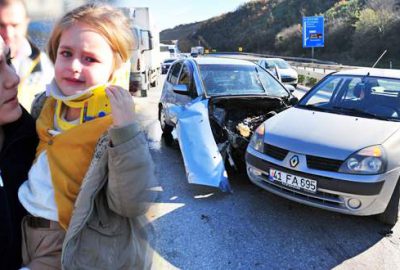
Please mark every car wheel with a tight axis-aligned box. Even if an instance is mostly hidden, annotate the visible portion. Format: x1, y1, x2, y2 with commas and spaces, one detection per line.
158, 105, 174, 146
141, 83, 149, 97
377, 179, 400, 226
141, 90, 148, 97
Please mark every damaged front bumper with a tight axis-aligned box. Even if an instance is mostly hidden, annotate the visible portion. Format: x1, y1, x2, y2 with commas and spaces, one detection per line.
172, 99, 231, 192
171, 95, 289, 192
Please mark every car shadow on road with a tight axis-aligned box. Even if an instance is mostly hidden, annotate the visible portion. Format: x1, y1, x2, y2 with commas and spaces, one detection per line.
146, 139, 399, 270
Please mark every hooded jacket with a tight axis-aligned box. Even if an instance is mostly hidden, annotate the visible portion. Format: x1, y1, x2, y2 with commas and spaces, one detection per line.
31, 93, 157, 269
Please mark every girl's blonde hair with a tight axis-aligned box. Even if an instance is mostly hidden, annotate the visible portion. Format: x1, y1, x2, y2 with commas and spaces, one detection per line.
47, 3, 134, 71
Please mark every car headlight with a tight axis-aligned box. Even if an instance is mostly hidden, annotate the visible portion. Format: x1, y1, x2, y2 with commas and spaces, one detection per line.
339, 145, 387, 174
249, 124, 265, 152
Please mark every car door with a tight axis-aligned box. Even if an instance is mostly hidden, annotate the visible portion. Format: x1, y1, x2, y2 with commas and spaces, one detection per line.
167, 61, 197, 126
161, 60, 183, 126
169, 63, 231, 191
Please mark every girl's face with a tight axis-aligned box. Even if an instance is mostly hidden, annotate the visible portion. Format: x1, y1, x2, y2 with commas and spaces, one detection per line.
0, 38, 21, 125
55, 22, 114, 96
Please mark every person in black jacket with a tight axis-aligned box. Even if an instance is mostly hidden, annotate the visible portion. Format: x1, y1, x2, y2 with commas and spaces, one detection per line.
0, 36, 38, 269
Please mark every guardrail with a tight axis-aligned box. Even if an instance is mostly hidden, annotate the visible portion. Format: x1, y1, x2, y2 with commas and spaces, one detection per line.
209, 51, 338, 65
207, 52, 366, 81
289, 62, 366, 80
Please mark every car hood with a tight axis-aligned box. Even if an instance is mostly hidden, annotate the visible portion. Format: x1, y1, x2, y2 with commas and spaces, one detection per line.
264, 107, 400, 160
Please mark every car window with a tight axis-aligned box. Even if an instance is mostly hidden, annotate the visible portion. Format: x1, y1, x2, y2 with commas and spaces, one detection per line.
199, 64, 288, 97
302, 76, 341, 106
130, 28, 140, 50
178, 64, 197, 98
160, 46, 169, 52
273, 59, 290, 69
342, 77, 362, 99
168, 62, 182, 84
178, 64, 190, 86
264, 60, 274, 68
299, 74, 400, 121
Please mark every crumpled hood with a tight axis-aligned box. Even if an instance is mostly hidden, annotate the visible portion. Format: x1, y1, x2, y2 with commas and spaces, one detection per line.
264, 107, 400, 160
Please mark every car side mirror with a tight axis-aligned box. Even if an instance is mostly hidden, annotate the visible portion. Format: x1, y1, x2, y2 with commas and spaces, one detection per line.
285, 84, 296, 93
173, 84, 190, 95
288, 96, 299, 105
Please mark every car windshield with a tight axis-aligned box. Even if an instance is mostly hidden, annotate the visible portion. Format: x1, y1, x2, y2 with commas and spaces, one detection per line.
199, 64, 289, 97
298, 74, 400, 121
267, 59, 290, 69
160, 46, 169, 52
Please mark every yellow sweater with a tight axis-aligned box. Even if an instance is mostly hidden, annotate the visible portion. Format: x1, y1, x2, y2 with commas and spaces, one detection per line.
36, 98, 112, 230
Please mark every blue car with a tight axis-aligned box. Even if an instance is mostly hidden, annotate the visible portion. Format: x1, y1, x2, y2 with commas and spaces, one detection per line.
159, 57, 297, 191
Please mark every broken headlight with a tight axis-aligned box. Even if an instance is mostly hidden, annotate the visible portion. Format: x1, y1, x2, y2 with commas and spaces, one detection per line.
249, 123, 265, 152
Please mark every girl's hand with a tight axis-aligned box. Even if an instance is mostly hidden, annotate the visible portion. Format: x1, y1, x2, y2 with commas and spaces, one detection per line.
106, 85, 135, 127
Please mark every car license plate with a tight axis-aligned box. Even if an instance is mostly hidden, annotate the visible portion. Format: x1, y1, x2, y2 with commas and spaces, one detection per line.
268, 168, 317, 193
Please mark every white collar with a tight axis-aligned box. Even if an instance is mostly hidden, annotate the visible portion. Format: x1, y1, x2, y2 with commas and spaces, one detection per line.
46, 79, 107, 102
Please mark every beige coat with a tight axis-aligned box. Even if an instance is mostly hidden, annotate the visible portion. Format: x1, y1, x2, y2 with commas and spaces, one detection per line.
32, 94, 157, 270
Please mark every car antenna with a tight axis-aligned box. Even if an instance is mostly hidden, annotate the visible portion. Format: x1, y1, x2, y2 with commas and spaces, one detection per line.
372, 50, 387, 68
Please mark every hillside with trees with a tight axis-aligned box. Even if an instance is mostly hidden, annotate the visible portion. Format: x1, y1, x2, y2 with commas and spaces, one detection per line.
160, 0, 400, 67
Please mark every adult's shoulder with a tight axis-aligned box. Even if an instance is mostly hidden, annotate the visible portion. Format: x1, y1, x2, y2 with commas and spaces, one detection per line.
30, 91, 48, 120
2, 107, 36, 138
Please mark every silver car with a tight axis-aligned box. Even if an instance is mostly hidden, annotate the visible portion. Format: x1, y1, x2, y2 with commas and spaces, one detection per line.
161, 58, 176, 74
257, 58, 298, 87
159, 57, 297, 191
246, 68, 400, 225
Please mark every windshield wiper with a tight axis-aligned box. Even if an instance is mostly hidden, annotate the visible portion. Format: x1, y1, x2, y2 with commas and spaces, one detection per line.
296, 104, 332, 112
331, 106, 391, 120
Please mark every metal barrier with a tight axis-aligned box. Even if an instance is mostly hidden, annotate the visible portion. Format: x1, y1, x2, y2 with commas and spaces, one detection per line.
208, 52, 365, 80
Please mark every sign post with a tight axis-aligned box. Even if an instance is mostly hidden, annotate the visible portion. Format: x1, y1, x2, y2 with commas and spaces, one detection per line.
302, 16, 324, 62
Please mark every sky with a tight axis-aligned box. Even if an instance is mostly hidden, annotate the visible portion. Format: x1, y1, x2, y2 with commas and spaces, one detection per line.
114, 0, 252, 31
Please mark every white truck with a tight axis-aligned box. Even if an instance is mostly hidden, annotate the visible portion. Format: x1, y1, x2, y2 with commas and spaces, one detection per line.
160, 43, 180, 62
121, 7, 161, 97
190, 46, 204, 57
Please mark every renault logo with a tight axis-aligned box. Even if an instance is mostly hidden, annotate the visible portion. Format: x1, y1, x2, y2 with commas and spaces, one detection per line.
290, 155, 299, 168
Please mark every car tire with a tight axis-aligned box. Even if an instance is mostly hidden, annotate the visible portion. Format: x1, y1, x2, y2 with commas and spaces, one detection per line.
158, 105, 174, 146
141, 83, 149, 97
141, 89, 148, 97
377, 179, 400, 226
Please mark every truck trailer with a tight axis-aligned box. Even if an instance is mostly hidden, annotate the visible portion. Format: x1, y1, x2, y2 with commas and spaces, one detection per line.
121, 7, 161, 97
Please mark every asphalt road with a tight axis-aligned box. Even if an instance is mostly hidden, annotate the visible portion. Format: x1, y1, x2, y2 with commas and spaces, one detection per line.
135, 77, 400, 270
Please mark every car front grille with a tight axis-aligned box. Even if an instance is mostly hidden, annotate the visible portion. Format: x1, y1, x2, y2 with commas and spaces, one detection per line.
263, 144, 343, 172
307, 155, 343, 172
263, 144, 288, 161
281, 77, 296, 83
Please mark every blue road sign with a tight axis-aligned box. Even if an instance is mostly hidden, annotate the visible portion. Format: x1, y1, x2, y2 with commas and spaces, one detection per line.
303, 16, 324, 48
